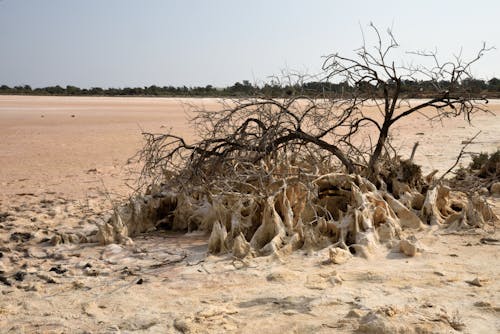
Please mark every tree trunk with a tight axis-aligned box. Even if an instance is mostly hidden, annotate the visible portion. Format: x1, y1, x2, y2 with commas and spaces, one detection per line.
368, 122, 390, 176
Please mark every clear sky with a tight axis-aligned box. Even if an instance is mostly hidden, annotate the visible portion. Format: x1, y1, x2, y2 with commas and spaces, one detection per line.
0, 0, 499, 88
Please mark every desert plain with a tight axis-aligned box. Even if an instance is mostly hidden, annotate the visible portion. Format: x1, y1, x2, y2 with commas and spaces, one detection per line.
0, 95, 499, 333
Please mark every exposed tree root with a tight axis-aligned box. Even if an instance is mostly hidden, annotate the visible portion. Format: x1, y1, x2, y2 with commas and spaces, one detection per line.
95, 162, 497, 261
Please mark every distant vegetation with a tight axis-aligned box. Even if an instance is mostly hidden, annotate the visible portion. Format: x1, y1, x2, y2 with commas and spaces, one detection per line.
1, 77, 500, 98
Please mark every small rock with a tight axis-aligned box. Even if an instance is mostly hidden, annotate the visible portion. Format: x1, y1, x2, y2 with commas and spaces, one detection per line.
82, 301, 100, 317
329, 272, 344, 286
480, 237, 499, 245
120, 266, 135, 277
84, 268, 99, 277
421, 302, 434, 308
0, 275, 12, 286
473, 301, 491, 307
72, 281, 86, 290
49, 265, 67, 275
82, 262, 93, 269
0, 261, 6, 274
10, 232, 33, 242
37, 273, 57, 284
283, 309, 299, 316
101, 243, 124, 263
491, 182, 500, 196
22, 283, 40, 292
382, 306, 397, 317
329, 247, 352, 264
28, 248, 48, 259
478, 187, 489, 196
0, 212, 10, 223
136, 278, 144, 285
174, 317, 195, 333
399, 238, 418, 257
105, 325, 121, 333
14, 271, 26, 282
9, 253, 21, 263
466, 277, 485, 287
266, 270, 298, 283
52, 252, 68, 260
38, 237, 51, 244
346, 309, 363, 318
25, 266, 38, 274
357, 311, 398, 333
305, 274, 328, 290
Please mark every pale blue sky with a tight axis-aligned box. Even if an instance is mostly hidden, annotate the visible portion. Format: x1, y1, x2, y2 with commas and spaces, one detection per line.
0, 0, 499, 88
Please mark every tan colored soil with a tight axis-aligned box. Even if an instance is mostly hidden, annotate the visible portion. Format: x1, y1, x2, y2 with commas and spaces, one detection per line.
0, 95, 499, 333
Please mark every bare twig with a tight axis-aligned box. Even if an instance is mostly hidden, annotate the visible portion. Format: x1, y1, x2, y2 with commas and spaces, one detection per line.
437, 131, 481, 183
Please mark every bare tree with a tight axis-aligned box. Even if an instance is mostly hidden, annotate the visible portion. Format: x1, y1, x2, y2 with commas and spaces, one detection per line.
138, 24, 491, 190
97, 26, 496, 257
322, 24, 491, 177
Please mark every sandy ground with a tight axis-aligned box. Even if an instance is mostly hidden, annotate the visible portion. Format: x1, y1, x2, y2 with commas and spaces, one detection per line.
0, 95, 199, 200
0, 95, 499, 333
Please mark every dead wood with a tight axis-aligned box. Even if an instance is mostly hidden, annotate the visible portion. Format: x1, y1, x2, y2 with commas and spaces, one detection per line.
94, 25, 497, 262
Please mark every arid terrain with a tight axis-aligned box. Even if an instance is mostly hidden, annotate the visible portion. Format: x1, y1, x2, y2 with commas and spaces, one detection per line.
0, 95, 499, 333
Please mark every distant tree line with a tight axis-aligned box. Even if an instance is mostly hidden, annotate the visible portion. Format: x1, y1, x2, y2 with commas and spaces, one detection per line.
1, 77, 500, 98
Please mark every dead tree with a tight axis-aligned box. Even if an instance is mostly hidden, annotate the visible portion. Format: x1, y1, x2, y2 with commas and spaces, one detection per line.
97, 25, 496, 257
137, 25, 491, 190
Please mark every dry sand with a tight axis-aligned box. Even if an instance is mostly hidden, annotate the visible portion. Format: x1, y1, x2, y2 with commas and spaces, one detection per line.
0, 95, 499, 333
